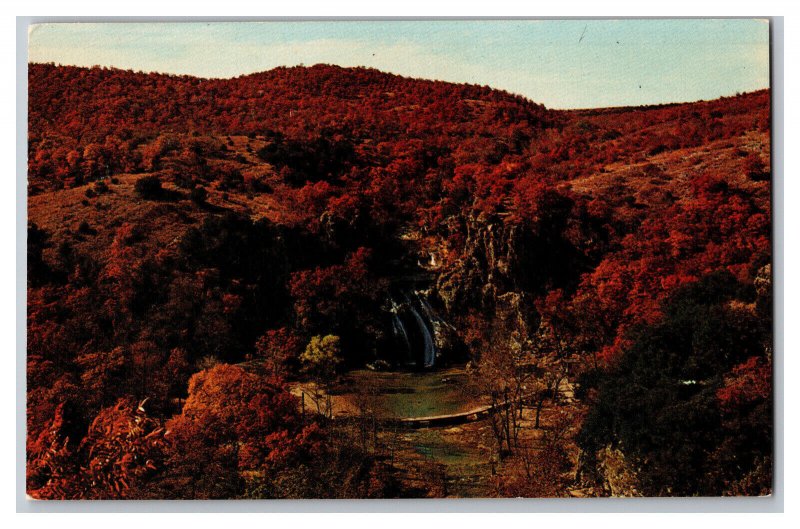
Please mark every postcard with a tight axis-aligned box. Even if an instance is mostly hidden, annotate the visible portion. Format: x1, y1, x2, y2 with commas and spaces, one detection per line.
26, 19, 772, 499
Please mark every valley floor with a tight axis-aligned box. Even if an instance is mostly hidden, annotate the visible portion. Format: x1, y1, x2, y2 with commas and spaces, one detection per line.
289, 366, 587, 498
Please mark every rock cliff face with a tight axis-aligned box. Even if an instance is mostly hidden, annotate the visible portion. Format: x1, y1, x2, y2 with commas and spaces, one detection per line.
420, 213, 546, 363
429, 202, 593, 360
381, 213, 532, 366
436, 213, 526, 315
575, 446, 642, 497
394, 192, 589, 365
415, 288, 463, 363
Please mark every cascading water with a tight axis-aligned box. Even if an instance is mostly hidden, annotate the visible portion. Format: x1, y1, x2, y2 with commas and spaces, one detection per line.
409, 304, 436, 368
390, 300, 413, 364
392, 314, 412, 361
387, 290, 443, 369
415, 291, 455, 332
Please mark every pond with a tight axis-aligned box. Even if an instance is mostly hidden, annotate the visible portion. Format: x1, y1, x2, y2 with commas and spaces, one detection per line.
334, 365, 485, 419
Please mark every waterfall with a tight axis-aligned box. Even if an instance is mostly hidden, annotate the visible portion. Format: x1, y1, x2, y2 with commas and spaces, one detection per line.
392, 313, 412, 363
415, 291, 454, 330
409, 304, 436, 368
389, 293, 440, 369
390, 299, 413, 365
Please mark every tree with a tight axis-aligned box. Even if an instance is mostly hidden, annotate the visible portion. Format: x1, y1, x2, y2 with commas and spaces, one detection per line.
577, 272, 772, 496
300, 334, 342, 418
27, 398, 169, 499
289, 247, 387, 364
301, 334, 342, 381
75, 346, 126, 409
81, 142, 107, 179
156, 364, 320, 499
469, 307, 537, 456
190, 185, 208, 205
78, 398, 169, 498
27, 222, 51, 286
254, 327, 302, 378
499, 409, 581, 498
134, 175, 163, 199
743, 152, 768, 181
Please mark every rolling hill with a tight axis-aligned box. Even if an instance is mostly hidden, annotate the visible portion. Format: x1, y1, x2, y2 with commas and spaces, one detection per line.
27, 63, 772, 499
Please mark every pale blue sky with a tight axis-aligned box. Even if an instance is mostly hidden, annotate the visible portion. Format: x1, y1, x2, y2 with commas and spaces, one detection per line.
28, 20, 770, 109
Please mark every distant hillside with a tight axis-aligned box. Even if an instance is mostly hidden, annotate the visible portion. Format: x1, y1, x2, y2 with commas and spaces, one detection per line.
28, 62, 552, 189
